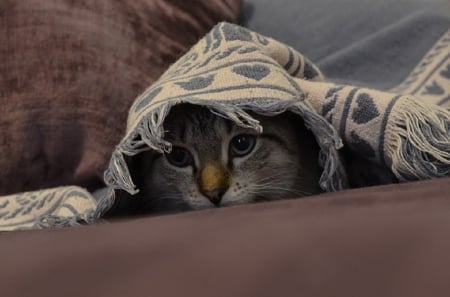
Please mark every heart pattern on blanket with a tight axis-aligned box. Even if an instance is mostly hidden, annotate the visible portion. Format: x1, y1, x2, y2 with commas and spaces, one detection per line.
440, 64, 450, 79
222, 23, 253, 42
232, 65, 270, 81
322, 86, 344, 119
423, 81, 445, 95
134, 86, 163, 112
175, 74, 215, 90
303, 59, 320, 79
351, 93, 380, 124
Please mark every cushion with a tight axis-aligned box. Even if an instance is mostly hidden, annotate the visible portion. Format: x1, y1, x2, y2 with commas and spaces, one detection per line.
1, 177, 449, 296
0, 0, 242, 195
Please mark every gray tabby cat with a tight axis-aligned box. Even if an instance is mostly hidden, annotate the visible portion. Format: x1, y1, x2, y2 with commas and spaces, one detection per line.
108, 104, 322, 216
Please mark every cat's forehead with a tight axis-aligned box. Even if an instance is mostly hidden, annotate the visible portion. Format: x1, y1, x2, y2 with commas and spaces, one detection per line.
162, 104, 300, 145
163, 105, 230, 144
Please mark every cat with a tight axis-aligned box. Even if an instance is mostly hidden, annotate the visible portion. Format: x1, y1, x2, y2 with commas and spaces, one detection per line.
107, 104, 322, 216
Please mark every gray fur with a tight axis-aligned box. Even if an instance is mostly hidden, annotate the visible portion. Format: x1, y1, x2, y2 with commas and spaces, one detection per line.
114, 104, 322, 215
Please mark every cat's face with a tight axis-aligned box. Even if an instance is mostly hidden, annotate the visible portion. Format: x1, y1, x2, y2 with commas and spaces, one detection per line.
137, 104, 321, 212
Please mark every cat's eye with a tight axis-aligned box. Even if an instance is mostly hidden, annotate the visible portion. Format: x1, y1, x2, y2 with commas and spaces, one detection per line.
166, 146, 193, 167
230, 134, 256, 157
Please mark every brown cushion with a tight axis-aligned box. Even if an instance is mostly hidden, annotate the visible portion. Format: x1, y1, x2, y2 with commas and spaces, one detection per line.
0, 0, 242, 195
1, 177, 449, 297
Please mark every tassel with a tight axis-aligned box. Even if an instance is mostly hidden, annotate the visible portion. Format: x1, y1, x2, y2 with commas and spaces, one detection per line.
386, 96, 450, 180
104, 150, 138, 195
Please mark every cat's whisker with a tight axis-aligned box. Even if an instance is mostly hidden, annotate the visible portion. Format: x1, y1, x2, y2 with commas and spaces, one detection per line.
253, 172, 293, 182
251, 180, 289, 189
253, 169, 306, 182
250, 182, 313, 197
252, 172, 317, 195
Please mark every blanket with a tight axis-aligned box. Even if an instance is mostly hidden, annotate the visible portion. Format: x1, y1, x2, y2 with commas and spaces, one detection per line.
1, 23, 449, 231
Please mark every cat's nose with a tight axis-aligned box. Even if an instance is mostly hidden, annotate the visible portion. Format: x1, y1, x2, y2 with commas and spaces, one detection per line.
202, 188, 226, 207
199, 162, 228, 207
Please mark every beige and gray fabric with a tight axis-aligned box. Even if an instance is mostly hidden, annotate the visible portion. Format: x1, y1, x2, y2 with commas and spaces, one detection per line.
1, 23, 449, 231
106, 23, 449, 194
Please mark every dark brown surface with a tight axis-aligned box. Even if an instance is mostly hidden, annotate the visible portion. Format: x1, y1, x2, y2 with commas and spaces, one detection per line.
1, 177, 449, 297
0, 0, 242, 195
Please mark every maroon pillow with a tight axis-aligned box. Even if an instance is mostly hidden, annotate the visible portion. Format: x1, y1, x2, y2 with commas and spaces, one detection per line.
0, 0, 242, 195
1, 178, 449, 296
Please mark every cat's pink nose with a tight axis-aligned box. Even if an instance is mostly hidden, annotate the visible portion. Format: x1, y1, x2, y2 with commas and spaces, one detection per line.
202, 188, 226, 207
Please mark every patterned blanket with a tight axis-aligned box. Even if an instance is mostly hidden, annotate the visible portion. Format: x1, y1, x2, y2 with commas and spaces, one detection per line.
1, 23, 449, 231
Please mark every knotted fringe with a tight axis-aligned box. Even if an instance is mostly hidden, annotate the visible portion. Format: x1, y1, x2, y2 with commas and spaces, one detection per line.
289, 101, 348, 191
104, 103, 173, 195
104, 98, 348, 196
386, 96, 450, 181
104, 150, 139, 194
33, 188, 116, 229
34, 215, 81, 229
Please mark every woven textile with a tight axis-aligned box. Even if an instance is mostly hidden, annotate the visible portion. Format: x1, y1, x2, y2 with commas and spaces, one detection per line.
1, 23, 448, 231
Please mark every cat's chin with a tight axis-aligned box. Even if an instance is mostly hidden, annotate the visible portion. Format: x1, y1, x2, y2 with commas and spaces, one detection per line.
253, 195, 275, 203
220, 197, 254, 207
187, 200, 215, 210
186, 196, 252, 210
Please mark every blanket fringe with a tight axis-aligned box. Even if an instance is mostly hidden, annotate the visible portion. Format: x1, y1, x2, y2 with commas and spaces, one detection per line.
34, 215, 81, 229
104, 150, 139, 194
137, 103, 173, 153
208, 104, 262, 132
104, 103, 174, 194
105, 98, 349, 196
290, 101, 348, 191
90, 187, 116, 220
32, 188, 115, 229
386, 96, 450, 181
